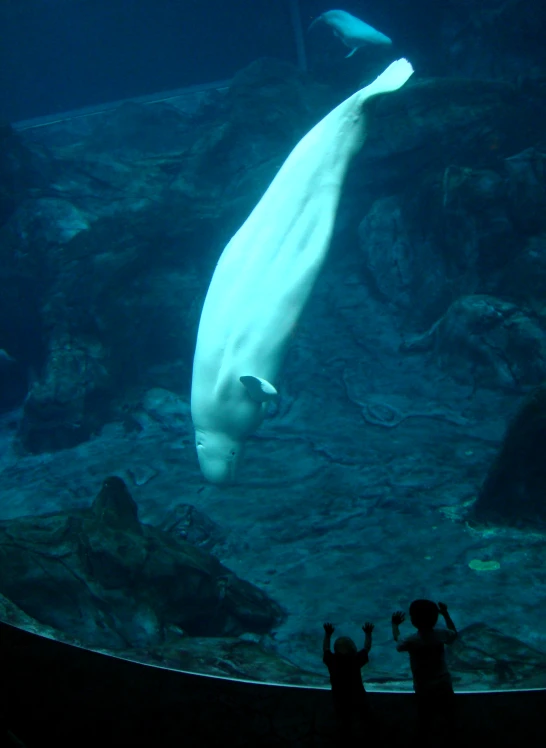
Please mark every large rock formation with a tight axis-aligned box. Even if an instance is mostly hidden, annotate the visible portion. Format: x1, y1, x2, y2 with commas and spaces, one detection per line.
446, 622, 546, 690
359, 142, 546, 326
0, 476, 283, 649
0, 122, 48, 411
400, 295, 546, 390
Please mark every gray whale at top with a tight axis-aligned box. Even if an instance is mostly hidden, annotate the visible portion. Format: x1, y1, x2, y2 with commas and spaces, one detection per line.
309, 9, 392, 58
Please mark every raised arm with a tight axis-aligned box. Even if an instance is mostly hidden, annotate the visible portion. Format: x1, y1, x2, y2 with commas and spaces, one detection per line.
438, 602, 457, 635
323, 622, 334, 653
362, 622, 374, 652
391, 611, 405, 642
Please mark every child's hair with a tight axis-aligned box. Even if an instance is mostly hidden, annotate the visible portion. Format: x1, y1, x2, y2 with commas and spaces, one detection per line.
333, 636, 357, 654
409, 599, 439, 630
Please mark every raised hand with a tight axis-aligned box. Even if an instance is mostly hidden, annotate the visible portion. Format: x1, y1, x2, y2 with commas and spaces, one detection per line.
392, 611, 405, 625
323, 622, 335, 636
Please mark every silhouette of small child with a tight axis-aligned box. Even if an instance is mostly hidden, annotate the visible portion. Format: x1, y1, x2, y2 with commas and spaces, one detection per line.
392, 600, 458, 743
322, 621, 374, 742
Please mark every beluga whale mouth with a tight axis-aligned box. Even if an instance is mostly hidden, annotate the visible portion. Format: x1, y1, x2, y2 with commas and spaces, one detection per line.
190, 58, 414, 484
195, 429, 244, 485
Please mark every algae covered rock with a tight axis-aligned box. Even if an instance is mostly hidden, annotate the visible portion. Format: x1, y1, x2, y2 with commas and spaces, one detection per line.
400, 295, 546, 391
447, 622, 546, 690
0, 121, 44, 228
92, 475, 142, 534
18, 332, 112, 453
0, 477, 284, 649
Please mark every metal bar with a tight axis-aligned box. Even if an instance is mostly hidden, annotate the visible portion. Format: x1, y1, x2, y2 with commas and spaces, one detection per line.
288, 0, 307, 71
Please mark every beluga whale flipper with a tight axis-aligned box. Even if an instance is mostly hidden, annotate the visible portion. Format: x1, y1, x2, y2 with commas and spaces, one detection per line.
309, 9, 392, 58
191, 58, 414, 484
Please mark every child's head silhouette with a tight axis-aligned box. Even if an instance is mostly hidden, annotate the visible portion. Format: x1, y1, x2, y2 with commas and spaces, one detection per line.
333, 636, 357, 655
409, 599, 439, 630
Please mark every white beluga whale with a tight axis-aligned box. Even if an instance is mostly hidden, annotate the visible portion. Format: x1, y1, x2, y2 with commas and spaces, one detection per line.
191, 58, 414, 484
309, 9, 392, 58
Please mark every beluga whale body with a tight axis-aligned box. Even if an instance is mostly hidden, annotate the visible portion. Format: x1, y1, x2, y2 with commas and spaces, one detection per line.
191, 58, 414, 484
309, 9, 392, 57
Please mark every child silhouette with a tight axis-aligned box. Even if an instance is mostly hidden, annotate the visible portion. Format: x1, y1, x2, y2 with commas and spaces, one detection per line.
392, 600, 458, 743
322, 621, 374, 742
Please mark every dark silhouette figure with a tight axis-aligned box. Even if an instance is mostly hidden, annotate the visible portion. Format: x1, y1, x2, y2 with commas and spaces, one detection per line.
392, 600, 458, 745
322, 621, 374, 743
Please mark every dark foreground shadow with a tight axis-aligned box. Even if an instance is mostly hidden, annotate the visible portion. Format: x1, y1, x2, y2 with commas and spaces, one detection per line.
1, 622, 544, 746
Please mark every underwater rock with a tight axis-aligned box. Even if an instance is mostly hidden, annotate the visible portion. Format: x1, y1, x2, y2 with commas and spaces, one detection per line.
363, 76, 542, 174
435, 151, 546, 302
18, 333, 112, 453
154, 634, 327, 686
440, 0, 546, 82
0, 477, 283, 650
495, 233, 546, 324
505, 147, 546, 235
7, 197, 89, 249
0, 592, 320, 686
357, 148, 546, 325
13, 216, 202, 453
158, 503, 224, 551
0, 131, 50, 398
473, 383, 546, 527
0, 591, 87, 649
447, 622, 546, 689
0, 592, 321, 686
84, 101, 194, 158
358, 193, 445, 316
139, 388, 192, 435
92, 475, 142, 534
400, 295, 546, 391
441, 164, 516, 284
168, 58, 337, 237
0, 121, 43, 228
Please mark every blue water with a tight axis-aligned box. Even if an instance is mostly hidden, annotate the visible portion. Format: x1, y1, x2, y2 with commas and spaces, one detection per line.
1, 0, 546, 692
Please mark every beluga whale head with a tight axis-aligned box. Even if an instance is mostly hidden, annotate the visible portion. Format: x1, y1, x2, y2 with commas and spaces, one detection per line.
195, 428, 245, 485
192, 374, 277, 485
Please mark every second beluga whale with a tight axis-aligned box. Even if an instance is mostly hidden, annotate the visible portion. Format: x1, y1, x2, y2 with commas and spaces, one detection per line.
191, 58, 414, 484
309, 9, 392, 58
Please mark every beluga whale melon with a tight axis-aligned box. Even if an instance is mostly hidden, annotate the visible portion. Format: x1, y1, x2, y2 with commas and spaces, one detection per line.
191, 58, 414, 484
309, 9, 392, 58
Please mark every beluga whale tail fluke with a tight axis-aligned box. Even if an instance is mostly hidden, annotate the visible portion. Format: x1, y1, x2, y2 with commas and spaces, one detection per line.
358, 58, 413, 98
190, 58, 414, 484
309, 9, 392, 58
